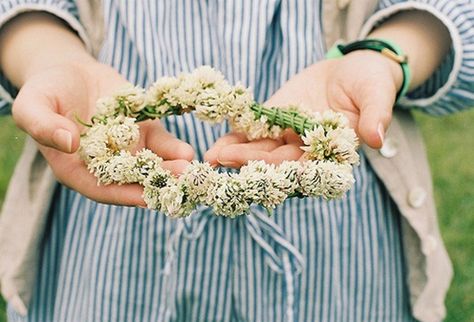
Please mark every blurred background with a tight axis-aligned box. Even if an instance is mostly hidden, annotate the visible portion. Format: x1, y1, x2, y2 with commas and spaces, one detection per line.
0, 110, 473, 322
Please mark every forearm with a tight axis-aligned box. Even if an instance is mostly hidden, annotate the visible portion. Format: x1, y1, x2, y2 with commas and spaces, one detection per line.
0, 12, 94, 88
368, 10, 451, 91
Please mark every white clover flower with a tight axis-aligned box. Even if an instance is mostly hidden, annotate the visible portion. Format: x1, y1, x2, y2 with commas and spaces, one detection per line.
327, 127, 359, 165
211, 174, 250, 217
106, 116, 140, 151
179, 161, 218, 204
312, 110, 349, 130
301, 125, 359, 165
106, 151, 139, 184
96, 96, 118, 117
226, 84, 254, 116
298, 161, 325, 197
298, 161, 354, 198
189, 66, 226, 87
194, 86, 232, 123
167, 76, 200, 109
143, 167, 173, 209
276, 161, 302, 195
86, 153, 114, 185
229, 109, 283, 140
158, 182, 195, 218
79, 123, 110, 161
239, 161, 288, 209
300, 126, 328, 160
132, 148, 163, 183
146, 76, 181, 115
114, 85, 147, 114
318, 162, 354, 199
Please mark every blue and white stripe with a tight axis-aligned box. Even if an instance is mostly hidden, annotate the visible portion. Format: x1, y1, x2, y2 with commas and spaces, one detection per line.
2, 0, 474, 321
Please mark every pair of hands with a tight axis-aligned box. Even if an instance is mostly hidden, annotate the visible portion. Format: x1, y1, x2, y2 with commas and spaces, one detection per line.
11, 51, 402, 207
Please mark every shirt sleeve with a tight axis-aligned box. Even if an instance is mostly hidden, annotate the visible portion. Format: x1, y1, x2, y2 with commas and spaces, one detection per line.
0, 0, 91, 115
359, 0, 474, 116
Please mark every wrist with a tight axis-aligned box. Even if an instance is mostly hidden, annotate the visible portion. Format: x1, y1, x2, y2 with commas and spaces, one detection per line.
350, 49, 404, 93
0, 12, 95, 87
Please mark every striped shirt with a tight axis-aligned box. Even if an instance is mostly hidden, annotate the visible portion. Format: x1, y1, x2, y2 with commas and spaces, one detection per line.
1, 0, 473, 321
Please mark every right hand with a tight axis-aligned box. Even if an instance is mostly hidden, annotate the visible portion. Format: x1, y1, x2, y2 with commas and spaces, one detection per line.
12, 61, 195, 207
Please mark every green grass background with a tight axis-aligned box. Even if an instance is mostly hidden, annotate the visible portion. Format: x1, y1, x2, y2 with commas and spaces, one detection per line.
0, 110, 473, 321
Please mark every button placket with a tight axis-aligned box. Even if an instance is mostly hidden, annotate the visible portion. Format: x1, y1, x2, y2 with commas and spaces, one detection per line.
408, 186, 427, 208
422, 235, 438, 255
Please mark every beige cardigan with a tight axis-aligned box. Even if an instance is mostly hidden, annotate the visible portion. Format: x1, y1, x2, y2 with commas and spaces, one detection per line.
0, 1, 453, 321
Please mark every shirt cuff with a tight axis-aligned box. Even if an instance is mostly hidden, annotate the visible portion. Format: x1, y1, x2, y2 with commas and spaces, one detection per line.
0, 2, 92, 115
358, 1, 469, 115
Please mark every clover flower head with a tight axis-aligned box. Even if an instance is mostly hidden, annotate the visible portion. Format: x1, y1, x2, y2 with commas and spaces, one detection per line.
146, 76, 181, 115
211, 174, 250, 217
189, 66, 226, 87
276, 161, 302, 195
87, 154, 115, 185
106, 116, 140, 151
229, 110, 283, 140
301, 126, 328, 161
79, 123, 109, 161
327, 128, 360, 165
143, 167, 173, 209
179, 161, 219, 203
114, 84, 147, 114
301, 125, 359, 165
96, 96, 119, 117
317, 162, 354, 199
106, 151, 139, 184
297, 161, 325, 197
312, 110, 349, 130
240, 161, 288, 209
158, 181, 195, 218
298, 161, 354, 198
134, 148, 163, 183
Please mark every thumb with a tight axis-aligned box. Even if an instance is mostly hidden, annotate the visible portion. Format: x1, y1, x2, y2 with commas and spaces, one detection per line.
12, 89, 80, 153
354, 80, 396, 149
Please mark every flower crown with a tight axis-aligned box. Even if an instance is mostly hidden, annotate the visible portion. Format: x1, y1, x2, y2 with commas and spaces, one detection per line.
78, 66, 360, 218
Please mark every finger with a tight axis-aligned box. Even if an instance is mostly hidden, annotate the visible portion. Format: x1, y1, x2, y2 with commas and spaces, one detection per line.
216, 145, 271, 168
12, 89, 80, 153
215, 138, 283, 167
42, 148, 147, 206
203, 132, 248, 165
267, 144, 305, 164
216, 143, 303, 168
353, 79, 395, 149
282, 128, 303, 145
161, 159, 192, 176
145, 120, 194, 161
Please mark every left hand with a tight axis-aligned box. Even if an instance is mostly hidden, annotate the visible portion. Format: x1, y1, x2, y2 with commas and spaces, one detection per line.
205, 50, 403, 168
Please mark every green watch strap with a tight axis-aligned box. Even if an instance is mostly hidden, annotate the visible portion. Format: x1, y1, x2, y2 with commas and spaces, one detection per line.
325, 38, 411, 102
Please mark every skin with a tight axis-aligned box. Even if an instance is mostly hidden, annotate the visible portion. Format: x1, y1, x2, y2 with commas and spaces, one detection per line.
0, 10, 450, 207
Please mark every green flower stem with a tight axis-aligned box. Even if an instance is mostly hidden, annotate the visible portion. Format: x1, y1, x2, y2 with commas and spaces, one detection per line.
132, 103, 317, 137
250, 104, 316, 135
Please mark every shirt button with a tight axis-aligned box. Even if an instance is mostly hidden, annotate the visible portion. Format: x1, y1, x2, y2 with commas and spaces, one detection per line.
422, 235, 438, 255
408, 186, 427, 208
379, 137, 398, 158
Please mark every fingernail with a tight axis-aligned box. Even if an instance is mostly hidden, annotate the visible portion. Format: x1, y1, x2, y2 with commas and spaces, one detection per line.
377, 123, 385, 145
218, 159, 240, 168
52, 129, 72, 152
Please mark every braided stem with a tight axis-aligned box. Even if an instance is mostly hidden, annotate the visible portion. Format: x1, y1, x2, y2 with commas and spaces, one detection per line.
250, 104, 316, 135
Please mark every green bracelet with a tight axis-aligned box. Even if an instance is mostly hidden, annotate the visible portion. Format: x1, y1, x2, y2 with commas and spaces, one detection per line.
326, 38, 411, 102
